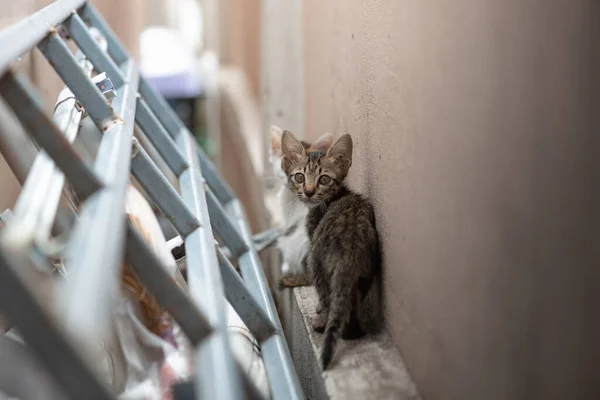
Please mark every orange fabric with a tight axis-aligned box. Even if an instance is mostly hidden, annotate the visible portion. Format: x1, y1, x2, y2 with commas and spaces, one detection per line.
122, 212, 172, 337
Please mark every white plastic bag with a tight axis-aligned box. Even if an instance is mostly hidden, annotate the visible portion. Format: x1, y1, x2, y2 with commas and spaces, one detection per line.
116, 295, 190, 400
112, 185, 191, 399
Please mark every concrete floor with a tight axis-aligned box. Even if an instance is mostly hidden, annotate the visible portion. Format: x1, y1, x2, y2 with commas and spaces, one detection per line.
283, 286, 421, 400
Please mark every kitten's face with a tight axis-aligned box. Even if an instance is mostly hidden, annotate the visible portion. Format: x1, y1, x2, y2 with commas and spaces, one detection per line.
280, 131, 352, 205
270, 126, 334, 182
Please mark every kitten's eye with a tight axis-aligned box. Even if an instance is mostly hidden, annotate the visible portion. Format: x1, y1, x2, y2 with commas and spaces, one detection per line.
294, 173, 305, 183
318, 175, 331, 185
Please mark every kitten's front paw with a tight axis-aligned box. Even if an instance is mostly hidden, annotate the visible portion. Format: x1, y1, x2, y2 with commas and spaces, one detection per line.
279, 274, 311, 288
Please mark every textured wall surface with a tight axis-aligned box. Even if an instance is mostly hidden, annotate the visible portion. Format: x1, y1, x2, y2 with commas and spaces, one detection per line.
221, 0, 262, 100
303, 1, 598, 399
261, 0, 305, 151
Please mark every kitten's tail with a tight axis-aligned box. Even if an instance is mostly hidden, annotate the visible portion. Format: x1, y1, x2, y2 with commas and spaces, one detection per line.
321, 277, 354, 370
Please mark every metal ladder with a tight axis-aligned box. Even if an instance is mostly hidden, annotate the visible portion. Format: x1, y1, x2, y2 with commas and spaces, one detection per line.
0, 1, 302, 399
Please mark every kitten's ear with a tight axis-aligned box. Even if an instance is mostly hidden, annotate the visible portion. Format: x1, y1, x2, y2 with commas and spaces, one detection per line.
309, 132, 334, 153
326, 134, 353, 174
281, 130, 306, 161
270, 126, 283, 156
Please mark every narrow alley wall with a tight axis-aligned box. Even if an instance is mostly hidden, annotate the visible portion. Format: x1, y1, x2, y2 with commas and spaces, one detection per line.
303, 1, 598, 399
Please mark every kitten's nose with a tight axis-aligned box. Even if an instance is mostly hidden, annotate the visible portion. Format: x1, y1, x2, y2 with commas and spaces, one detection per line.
304, 188, 315, 198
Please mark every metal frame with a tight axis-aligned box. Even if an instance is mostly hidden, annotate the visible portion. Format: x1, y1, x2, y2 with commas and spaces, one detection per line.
0, 1, 303, 399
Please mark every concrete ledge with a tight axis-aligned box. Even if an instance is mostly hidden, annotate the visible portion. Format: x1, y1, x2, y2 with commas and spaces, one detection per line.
283, 286, 421, 400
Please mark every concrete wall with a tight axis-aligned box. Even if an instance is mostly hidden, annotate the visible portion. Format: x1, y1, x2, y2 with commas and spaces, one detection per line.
221, 0, 261, 100
303, 1, 598, 399
261, 0, 304, 136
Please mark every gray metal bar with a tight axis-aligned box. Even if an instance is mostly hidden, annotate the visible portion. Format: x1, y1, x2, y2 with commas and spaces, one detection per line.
0, 240, 112, 400
134, 126, 180, 190
172, 381, 195, 400
0, 0, 86, 76
197, 144, 236, 204
227, 199, 304, 400
130, 140, 199, 238
64, 13, 125, 88
16, 49, 94, 243
128, 232, 268, 399
0, 335, 66, 400
253, 227, 284, 253
139, 73, 236, 203
0, 72, 102, 200
0, 99, 38, 183
139, 46, 301, 395
124, 223, 212, 345
38, 32, 115, 130
60, 60, 138, 348
177, 129, 246, 400
127, 229, 272, 398
135, 97, 188, 176
173, 370, 267, 400
138, 77, 181, 136
80, 3, 129, 64
206, 188, 248, 258
217, 247, 276, 342
139, 74, 236, 203
252, 227, 284, 244
0, 98, 76, 238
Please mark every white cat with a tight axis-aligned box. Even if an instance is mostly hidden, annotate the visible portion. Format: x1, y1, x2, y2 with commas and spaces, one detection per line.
269, 126, 333, 287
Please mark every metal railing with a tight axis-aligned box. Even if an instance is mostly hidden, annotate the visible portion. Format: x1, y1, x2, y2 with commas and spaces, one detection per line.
0, 1, 303, 399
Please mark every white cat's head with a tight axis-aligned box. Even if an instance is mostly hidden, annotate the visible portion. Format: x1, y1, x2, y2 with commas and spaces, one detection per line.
269, 126, 288, 181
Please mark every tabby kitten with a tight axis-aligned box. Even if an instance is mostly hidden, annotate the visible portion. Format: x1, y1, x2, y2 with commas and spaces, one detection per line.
270, 126, 334, 287
281, 131, 380, 369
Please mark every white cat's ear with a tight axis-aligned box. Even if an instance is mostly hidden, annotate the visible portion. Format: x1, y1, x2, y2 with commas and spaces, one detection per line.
326, 134, 353, 174
281, 130, 306, 161
309, 132, 334, 153
270, 126, 284, 156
